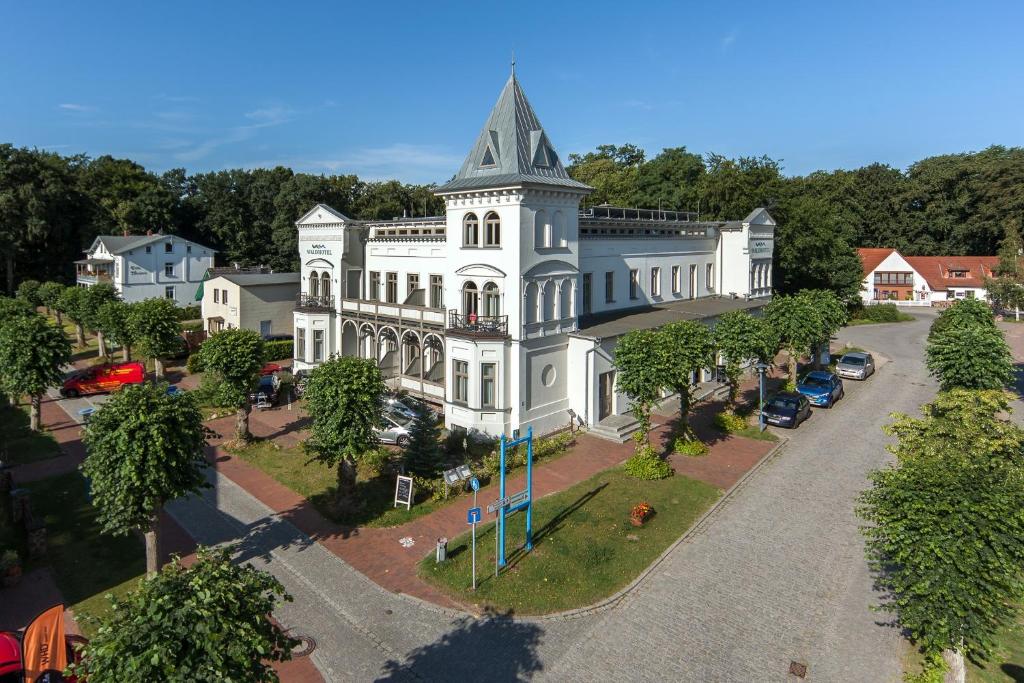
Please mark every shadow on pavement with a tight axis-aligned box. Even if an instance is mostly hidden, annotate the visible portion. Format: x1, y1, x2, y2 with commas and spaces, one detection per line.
376, 609, 544, 682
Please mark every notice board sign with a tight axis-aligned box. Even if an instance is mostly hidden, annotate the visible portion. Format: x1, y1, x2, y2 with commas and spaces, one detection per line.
394, 475, 414, 510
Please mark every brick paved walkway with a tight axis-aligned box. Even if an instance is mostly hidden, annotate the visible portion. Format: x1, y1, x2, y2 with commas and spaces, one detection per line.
201, 371, 778, 612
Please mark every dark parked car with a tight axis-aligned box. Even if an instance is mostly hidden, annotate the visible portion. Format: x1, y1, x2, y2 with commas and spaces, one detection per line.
796, 370, 844, 408
250, 374, 281, 407
761, 392, 812, 428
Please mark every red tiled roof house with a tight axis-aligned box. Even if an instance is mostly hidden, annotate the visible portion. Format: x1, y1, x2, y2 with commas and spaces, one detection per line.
857, 248, 998, 305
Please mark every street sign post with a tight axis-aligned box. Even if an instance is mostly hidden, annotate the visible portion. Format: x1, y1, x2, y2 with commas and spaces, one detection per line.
467, 506, 481, 590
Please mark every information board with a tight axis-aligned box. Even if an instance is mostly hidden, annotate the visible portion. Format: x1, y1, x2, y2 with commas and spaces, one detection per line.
394, 475, 414, 510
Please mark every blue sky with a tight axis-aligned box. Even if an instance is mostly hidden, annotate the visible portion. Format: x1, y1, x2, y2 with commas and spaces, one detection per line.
2, 1, 1022, 183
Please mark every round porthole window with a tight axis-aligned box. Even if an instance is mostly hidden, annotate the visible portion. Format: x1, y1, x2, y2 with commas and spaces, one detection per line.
541, 364, 556, 387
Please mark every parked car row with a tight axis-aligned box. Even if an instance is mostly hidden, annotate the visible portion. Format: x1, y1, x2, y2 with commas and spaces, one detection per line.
761, 352, 876, 429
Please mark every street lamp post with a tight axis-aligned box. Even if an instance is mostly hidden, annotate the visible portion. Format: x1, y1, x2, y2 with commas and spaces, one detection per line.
754, 362, 769, 432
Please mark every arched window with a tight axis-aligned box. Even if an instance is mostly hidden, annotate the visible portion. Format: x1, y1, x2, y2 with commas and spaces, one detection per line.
309, 270, 319, 298
320, 272, 331, 301
463, 213, 479, 247
534, 209, 549, 248
553, 210, 566, 247
483, 282, 500, 317
462, 281, 479, 316
484, 211, 501, 247
543, 281, 556, 321
559, 279, 572, 319
524, 282, 538, 324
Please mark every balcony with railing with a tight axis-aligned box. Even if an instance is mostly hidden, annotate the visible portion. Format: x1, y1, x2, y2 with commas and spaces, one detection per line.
447, 311, 508, 338
75, 261, 113, 284
294, 293, 336, 313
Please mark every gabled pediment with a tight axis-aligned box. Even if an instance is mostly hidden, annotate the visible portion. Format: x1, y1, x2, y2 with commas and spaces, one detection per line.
455, 263, 507, 278
523, 260, 578, 278
744, 208, 776, 227
296, 203, 350, 226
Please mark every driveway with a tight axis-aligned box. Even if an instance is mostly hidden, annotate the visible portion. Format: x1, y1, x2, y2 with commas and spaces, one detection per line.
48, 312, 939, 681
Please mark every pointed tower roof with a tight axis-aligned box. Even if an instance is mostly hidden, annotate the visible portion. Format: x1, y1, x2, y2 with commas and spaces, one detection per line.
436, 74, 592, 194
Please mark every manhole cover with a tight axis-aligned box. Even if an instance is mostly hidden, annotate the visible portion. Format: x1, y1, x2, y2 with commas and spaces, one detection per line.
292, 634, 317, 658
789, 661, 807, 678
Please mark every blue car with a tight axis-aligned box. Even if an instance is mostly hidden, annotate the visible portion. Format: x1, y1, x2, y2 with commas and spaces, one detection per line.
796, 370, 844, 408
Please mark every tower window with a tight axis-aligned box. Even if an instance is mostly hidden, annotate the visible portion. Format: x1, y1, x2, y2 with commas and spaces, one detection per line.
463, 213, 479, 247
484, 212, 500, 247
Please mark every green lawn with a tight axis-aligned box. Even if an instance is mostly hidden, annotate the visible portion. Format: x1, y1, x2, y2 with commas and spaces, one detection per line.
226, 440, 451, 528
847, 316, 914, 326
967, 616, 1024, 682
0, 404, 63, 465
419, 467, 721, 614
731, 423, 780, 442
25, 472, 145, 637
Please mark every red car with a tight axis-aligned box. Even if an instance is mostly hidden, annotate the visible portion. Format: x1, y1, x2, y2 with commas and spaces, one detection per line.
60, 361, 145, 398
260, 362, 282, 376
0, 631, 85, 683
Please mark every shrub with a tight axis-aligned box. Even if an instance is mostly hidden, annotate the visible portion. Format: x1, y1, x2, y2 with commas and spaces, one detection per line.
360, 448, 392, 478
674, 438, 709, 457
713, 411, 748, 434
186, 351, 204, 374
444, 427, 467, 456
262, 339, 293, 362
624, 444, 673, 480
534, 431, 575, 460
176, 304, 201, 321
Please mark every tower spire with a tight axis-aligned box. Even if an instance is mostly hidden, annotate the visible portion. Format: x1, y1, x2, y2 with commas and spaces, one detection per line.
511, 49, 515, 77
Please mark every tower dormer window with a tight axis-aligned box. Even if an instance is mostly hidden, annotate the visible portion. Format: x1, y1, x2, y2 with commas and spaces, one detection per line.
484, 212, 500, 247
463, 213, 479, 247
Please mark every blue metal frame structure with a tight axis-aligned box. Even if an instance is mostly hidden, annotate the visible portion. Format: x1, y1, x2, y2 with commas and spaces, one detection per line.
497, 426, 533, 568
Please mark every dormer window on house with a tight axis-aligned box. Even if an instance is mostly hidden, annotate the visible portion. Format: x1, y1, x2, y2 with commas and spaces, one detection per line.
949, 269, 968, 278
484, 212, 500, 247
165, 242, 173, 253
463, 213, 479, 247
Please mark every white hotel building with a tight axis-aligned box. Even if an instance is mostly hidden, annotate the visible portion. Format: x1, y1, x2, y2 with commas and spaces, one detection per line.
292, 75, 774, 440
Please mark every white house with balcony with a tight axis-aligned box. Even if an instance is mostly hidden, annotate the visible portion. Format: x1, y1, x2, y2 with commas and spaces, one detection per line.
292, 73, 774, 440
75, 232, 216, 306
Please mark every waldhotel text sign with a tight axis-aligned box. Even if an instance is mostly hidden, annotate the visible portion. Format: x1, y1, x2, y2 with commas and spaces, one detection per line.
305, 244, 332, 255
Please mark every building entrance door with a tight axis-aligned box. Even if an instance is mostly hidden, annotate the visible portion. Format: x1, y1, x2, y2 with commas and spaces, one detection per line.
598, 371, 615, 421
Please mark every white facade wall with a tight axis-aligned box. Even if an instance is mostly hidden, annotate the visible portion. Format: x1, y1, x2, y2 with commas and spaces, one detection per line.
201, 279, 241, 329
81, 235, 214, 306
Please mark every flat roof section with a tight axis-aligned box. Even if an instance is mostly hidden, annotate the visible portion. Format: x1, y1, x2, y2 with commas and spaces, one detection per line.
574, 296, 768, 340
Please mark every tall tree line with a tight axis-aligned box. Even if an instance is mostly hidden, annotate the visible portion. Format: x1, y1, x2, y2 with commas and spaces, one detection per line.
4, 142, 1024, 298
0, 144, 445, 292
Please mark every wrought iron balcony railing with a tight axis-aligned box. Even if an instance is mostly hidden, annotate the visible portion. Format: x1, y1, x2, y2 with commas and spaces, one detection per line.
447, 311, 508, 337
295, 294, 336, 312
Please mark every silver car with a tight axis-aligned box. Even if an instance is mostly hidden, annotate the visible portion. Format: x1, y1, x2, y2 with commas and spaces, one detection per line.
835, 351, 875, 380
375, 410, 413, 447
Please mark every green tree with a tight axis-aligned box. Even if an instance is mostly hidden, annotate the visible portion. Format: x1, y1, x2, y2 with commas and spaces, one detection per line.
403, 408, 443, 477
764, 294, 822, 385
129, 297, 182, 380
926, 324, 1013, 391
657, 320, 715, 441
997, 217, 1024, 277
303, 357, 385, 508
858, 390, 1024, 681
987, 276, 1024, 320
0, 313, 71, 430
928, 298, 996, 339
81, 282, 119, 358
613, 329, 665, 447
773, 196, 864, 299
71, 546, 297, 683
800, 289, 848, 368
0, 295, 34, 319
195, 328, 265, 442
81, 382, 208, 575
38, 281, 66, 322
713, 310, 775, 410
57, 285, 88, 346
97, 299, 138, 362
15, 279, 42, 307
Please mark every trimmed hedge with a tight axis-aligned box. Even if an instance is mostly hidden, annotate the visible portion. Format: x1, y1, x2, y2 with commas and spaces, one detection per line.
850, 303, 908, 323
262, 339, 293, 362
176, 304, 201, 321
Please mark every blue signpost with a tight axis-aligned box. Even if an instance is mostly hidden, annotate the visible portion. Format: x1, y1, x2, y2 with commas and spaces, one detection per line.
497, 426, 534, 569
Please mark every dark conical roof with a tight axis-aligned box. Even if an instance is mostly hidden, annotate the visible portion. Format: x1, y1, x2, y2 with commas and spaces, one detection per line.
436, 74, 592, 193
